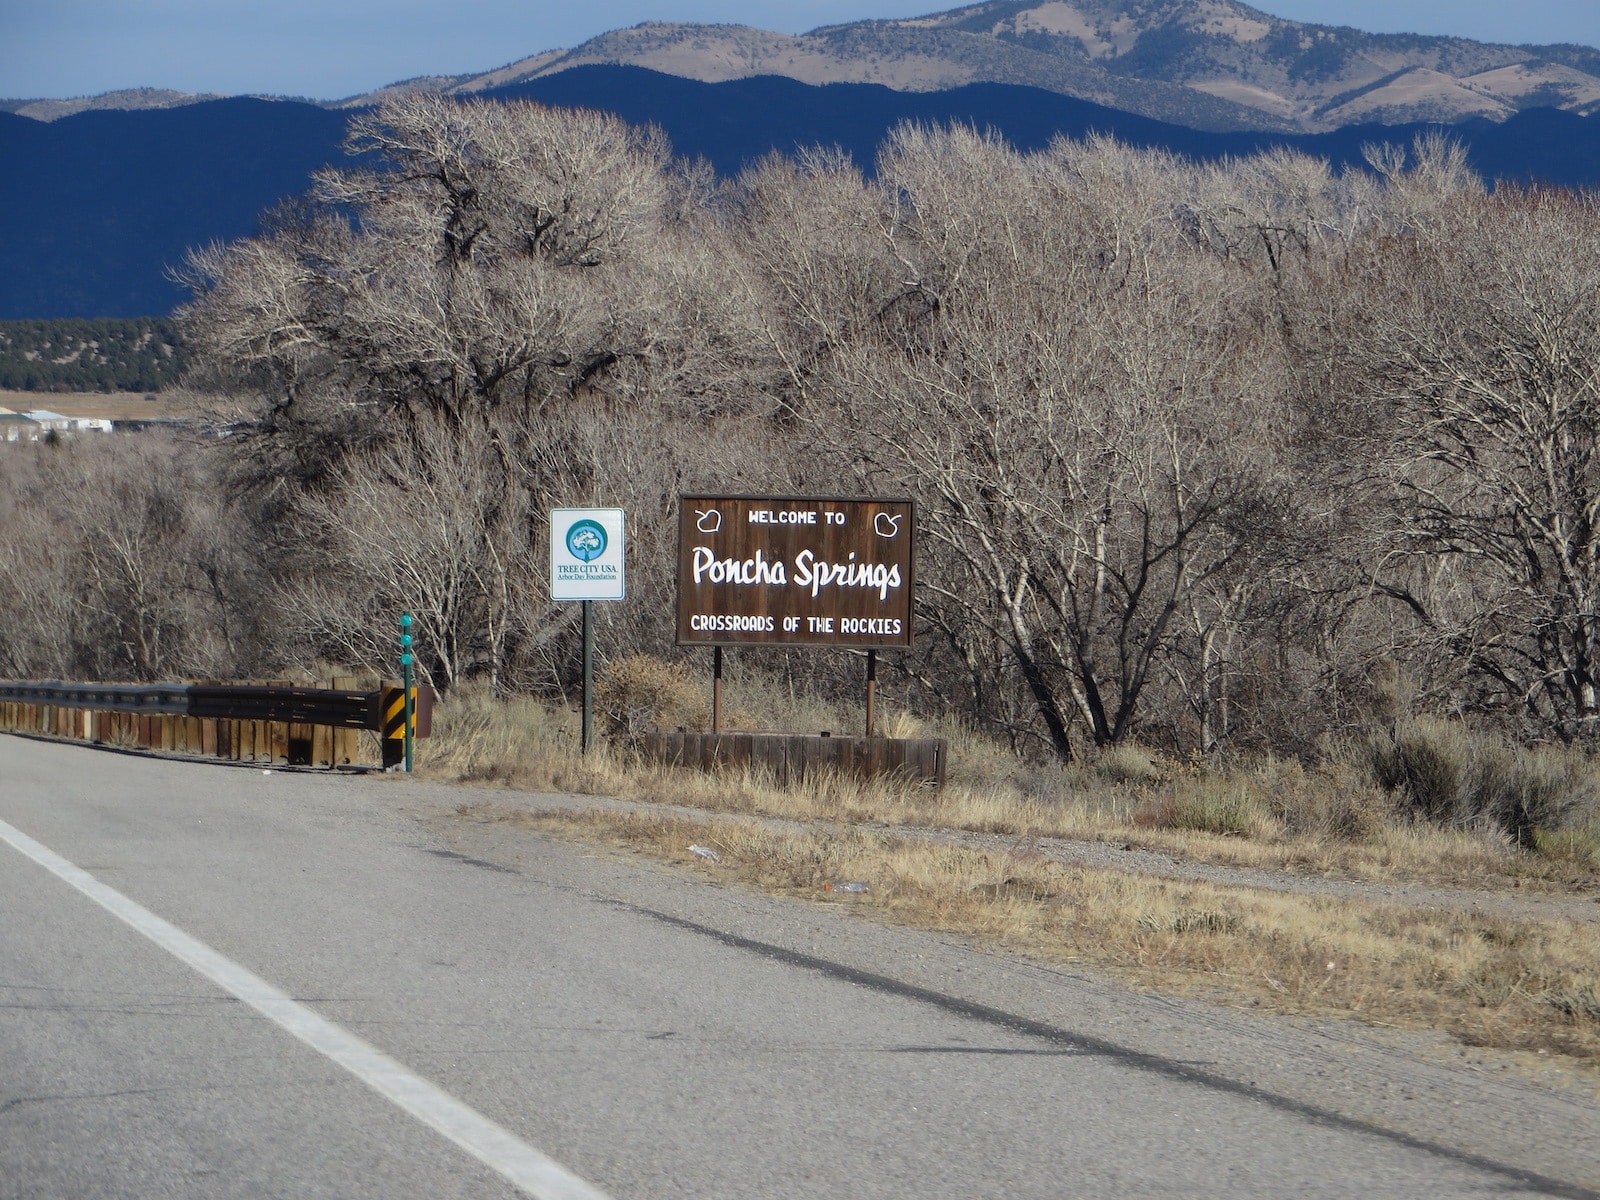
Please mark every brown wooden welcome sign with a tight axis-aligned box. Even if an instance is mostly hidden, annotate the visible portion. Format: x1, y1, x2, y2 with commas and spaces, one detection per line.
676, 496, 914, 648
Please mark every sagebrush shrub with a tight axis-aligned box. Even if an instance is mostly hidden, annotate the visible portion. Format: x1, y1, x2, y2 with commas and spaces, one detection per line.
1265, 759, 1393, 841
594, 653, 707, 746
1361, 719, 1598, 846
1364, 718, 1469, 824
1094, 743, 1163, 786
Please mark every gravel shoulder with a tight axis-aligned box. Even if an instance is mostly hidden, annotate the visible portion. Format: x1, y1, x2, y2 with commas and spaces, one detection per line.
424, 776, 1600, 926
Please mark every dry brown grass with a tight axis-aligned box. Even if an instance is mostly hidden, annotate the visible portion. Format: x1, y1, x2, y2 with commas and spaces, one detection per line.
0, 389, 193, 420
418, 687, 1597, 891
488, 805, 1600, 1068
422, 685, 1600, 1067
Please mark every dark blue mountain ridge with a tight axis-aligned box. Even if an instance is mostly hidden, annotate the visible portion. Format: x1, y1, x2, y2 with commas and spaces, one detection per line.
4, 66, 1598, 320
0, 98, 350, 319
486, 66, 1600, 184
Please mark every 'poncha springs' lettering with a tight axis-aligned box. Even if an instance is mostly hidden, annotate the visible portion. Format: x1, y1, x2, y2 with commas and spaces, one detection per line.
691, 546, 902, 601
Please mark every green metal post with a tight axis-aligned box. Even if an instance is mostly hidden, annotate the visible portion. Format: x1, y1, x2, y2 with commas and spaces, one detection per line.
581, 599, 594, 754
400, 612, 415, 773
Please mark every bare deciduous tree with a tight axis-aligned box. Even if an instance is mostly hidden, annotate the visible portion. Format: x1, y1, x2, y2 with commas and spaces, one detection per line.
746, 126, 1292, 757
1340, 186, 1600, 740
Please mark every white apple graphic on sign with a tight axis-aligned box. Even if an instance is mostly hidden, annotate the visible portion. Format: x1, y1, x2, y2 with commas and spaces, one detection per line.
696, 509, 722, 534
874, 512, 902, 539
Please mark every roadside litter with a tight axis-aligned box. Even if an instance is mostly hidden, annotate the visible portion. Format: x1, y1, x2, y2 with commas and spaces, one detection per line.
688, 844, 721, 862
824, 881, 870, 893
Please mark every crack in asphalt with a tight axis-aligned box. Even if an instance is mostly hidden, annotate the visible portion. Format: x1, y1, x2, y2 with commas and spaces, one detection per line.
881, 1045, 1086, 1056
421, 848, 520, 874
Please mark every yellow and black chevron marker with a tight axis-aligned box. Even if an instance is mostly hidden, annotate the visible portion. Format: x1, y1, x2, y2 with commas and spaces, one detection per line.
379, 684, 431, 769
380, 685, 409, 770
382, 687, 414, 740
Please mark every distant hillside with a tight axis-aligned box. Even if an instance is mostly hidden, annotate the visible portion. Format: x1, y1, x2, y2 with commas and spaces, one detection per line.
0, 98, 350, 318
437, 0, 1600, 132
4, 88, 227, 122
6, 66, 1600, 319
444, 18, 1289, 133
0, 318, 186, 392
9, 1, 1600, 136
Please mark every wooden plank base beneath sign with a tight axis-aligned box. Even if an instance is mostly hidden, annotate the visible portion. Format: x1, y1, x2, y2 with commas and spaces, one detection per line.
642, 730, 946, 788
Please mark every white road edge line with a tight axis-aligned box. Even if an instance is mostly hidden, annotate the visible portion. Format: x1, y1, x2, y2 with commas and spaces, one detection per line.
0, 815, 613, 1200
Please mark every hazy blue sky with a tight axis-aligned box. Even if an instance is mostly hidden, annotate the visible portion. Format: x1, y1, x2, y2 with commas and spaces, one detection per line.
4, 1, 1600, 101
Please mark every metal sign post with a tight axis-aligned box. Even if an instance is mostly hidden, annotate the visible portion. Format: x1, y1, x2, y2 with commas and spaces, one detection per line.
581, 599, 594, 753
550, 508, 626, 755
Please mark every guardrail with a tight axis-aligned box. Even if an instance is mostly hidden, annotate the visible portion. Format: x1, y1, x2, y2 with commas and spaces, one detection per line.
0, 679, 434, 769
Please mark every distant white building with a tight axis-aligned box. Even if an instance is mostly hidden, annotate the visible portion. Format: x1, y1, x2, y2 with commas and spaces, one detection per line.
20, 410, 113, 435
0, 411, 42, 442
0, 405, 136, 440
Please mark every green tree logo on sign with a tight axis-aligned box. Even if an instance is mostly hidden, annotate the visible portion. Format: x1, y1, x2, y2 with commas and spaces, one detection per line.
566, 519, 607, 563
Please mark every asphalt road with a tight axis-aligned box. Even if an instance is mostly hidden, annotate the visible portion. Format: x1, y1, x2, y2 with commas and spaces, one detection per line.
3, 733, 1598, 1199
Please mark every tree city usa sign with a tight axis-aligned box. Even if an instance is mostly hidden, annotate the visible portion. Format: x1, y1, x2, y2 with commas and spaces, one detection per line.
677, 496, 914, 647
550, 508, 626, 601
